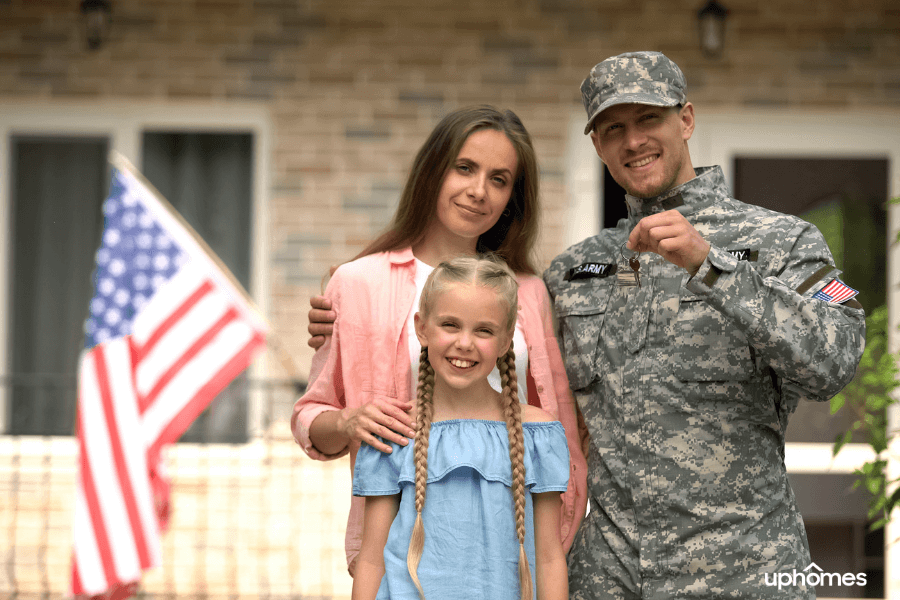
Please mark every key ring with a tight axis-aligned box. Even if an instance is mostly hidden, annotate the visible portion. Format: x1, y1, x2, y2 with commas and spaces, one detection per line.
620, 242, 640, 262
617, 242, 642, 288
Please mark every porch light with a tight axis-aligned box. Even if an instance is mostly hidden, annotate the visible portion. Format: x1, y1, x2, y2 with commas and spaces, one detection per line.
697, 0, 729, 59
81, 0, 112, 51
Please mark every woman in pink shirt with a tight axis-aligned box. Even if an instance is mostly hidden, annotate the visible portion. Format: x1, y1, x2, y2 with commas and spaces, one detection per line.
292, 105, 587, 575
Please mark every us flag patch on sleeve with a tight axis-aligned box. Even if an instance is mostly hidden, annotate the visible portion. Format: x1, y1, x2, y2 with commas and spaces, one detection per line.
812, 278, 859, 304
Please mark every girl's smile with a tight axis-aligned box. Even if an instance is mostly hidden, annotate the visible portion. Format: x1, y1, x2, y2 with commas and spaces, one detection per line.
448, 357, 477, 369
415, 282, 512, 397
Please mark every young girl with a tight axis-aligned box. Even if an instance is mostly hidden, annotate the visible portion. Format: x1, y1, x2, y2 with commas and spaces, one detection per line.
351, 256, 569, 600
292, 105, 587, 576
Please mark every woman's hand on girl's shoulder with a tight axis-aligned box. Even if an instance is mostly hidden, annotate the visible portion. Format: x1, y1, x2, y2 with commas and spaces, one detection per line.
339, 399, 416, 454
521, 404, 556, 423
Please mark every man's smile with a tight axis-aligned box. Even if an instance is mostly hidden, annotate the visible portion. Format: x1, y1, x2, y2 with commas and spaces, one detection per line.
627, 154, 659, 169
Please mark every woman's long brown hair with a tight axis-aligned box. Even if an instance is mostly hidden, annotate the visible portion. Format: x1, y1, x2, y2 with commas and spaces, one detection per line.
354, 105, 540, 275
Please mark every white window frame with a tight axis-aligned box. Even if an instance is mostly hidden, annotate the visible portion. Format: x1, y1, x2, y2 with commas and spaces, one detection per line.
566, 106, 900, 596
0, 101, 272, 438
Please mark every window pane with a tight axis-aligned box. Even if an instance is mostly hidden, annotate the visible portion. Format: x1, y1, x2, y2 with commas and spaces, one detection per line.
141, 132, 254, 443
8, 137, 108, 435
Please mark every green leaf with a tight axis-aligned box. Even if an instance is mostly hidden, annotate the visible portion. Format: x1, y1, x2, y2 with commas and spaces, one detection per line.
833, 430, 852, 456
871, 431, 888, 454
830, 394, 845, 415
826, 304, 900, 529
867, 479, 880, 495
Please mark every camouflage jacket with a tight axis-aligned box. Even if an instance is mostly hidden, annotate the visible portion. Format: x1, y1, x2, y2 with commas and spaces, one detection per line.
543, 166, 865, 598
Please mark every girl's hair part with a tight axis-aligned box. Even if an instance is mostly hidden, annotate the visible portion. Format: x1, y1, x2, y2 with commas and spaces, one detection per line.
354, 105, 540, 275
417, 254, 518, 333
408, 255, 531, 600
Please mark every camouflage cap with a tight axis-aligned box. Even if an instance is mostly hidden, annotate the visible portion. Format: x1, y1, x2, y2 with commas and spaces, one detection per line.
581, 51, 687, 134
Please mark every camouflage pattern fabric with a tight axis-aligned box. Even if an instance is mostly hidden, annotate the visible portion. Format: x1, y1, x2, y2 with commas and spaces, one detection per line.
581, 51, 687, 135
544, 166, 866, 599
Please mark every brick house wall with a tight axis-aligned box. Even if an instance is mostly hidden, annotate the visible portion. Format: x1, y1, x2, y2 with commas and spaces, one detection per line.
1, 0, 898, 597
3, 0, 897, 374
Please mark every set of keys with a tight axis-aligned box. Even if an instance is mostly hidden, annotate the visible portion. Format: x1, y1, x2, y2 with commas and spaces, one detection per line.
616, 243, 641, 288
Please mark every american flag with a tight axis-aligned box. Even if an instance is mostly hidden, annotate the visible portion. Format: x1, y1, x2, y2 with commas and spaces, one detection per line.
71, 154, 267, 597
812, 278, 859, 304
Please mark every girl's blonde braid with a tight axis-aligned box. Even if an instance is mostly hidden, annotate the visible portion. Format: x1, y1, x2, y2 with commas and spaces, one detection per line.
407, 346, 434, 600
499, 344, 532, 600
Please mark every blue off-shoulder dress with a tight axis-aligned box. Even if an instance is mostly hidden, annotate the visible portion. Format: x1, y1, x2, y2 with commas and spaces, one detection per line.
353, 419, 570, 600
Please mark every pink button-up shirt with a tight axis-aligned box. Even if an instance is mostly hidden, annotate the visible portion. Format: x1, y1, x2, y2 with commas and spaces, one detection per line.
292, 248, 587, 571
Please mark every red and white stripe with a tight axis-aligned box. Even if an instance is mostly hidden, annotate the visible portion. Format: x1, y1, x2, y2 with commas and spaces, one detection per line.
133, 263, 264, 454
819, 279, 857, 303
71, 262, 265, 596
72, 338, 162, 593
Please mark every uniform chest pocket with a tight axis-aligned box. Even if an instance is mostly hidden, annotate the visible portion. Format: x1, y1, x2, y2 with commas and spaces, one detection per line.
554, 283, 612, 390
670, 292, 754, 382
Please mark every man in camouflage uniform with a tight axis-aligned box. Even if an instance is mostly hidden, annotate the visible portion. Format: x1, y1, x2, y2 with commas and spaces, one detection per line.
543, 51, 866, 599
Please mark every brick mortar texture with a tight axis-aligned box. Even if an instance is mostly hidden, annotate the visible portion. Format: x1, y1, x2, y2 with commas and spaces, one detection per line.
1, 0, 898, 378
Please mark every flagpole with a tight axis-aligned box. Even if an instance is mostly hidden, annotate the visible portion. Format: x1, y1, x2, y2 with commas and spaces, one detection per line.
107, 150, 303, 383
